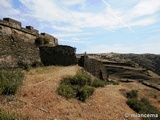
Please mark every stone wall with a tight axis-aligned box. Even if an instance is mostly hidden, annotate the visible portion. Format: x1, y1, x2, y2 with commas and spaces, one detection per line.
0, 18, 58, 46
40, 33, 58, 46
3, 18, 21, 29
39, 45, 77, 66
0, 18, 77, 69
78, 55, 108, 81
1, 27, 37, 43
0, 34, 41, 69
0, 34, 77, 69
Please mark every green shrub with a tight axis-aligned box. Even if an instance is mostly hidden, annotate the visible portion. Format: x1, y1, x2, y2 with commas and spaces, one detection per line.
0, 108, 30, 120
140, 98, 150, 105
72, 71, 92, 86
58, 84, 76, 99
57, 71, 106, 102
61, 71, 92, 86
60, 77, 72, 85
127, 98, 160, 119
140, 98, 160, 115
0, 70, 24, 95
77, 85, 95, 102
126, 90, 138, 99
92, 79, 106, 87
126, 90, 160, 120
126, 98, 144, 113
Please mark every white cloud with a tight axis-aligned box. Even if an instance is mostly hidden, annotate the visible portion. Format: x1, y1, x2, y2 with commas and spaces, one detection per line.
84, 43, 160, 54
52, 25, 82, 32
1, 0, 159, 32
1, 0, 160, 54
62, 0, 86, 6
129, 16, 157, 26
59, 38, 90, 44
19, 0, 70, 22
54, 33, 91, 37
0, 0, 20, 17
102, 0, 134, 32
121, 0, 160, 26
131, 0, 160, 16
0, 0, 12, 8
85, 44, 133, 53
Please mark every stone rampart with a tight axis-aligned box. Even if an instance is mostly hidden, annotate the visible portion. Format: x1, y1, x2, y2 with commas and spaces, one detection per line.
0, 34, 41, 69
78, 55, 108, 81
0, 18, 58, 46
39, 45, 77, 66
0, 18, 77, 69
40, 33, 58, 46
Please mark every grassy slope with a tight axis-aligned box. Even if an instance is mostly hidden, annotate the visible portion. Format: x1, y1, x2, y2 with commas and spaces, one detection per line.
1, 66, 159, 120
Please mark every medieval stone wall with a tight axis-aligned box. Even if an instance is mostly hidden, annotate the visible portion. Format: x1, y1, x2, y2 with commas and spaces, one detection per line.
40, 33, 58, 46
0, 26, 38, 43
78, 56, 108, 81
0, 34, 41, 69
39, 45, 77, 66
0, 18, 77, 69
0, 18, 58, 46
0, 18, 38, 43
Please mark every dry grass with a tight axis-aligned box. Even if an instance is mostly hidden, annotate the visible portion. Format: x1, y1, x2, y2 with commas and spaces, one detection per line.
121, 82, 160, 109
2, 65, 159, 120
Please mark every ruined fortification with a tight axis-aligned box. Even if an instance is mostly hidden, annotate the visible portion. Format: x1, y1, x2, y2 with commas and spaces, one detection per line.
0, 18, 107, 80
78, 55, 108, 81
0, 18, 77, 68
0, 18, 58, 46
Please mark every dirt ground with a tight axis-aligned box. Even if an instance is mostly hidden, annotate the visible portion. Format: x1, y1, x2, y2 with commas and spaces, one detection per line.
0, 66, 159, 120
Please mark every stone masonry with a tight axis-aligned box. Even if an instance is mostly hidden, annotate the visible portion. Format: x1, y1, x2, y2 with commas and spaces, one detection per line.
0, 18, 58, 46
0, 17, 77, 69
78, 55, 108, 81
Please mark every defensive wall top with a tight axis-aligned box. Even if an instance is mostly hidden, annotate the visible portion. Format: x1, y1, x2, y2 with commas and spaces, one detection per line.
0, 18, 58, 45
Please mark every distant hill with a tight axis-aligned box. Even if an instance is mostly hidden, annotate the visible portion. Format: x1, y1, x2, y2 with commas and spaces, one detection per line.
80, 53, 160, 87
101, 53, 160, 76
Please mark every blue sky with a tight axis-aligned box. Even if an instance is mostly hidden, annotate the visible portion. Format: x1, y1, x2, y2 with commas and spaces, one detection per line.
0, 0, 160, 54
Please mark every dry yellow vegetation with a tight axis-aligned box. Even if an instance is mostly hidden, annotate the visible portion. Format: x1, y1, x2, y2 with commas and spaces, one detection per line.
0, 65, 159, 120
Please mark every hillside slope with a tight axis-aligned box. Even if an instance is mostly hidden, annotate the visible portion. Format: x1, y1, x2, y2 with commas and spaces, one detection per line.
0, 66, 146, 120
83, 53, 160, 86
101, 53, 160, 76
